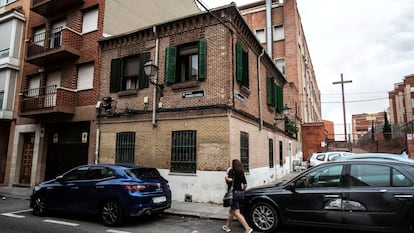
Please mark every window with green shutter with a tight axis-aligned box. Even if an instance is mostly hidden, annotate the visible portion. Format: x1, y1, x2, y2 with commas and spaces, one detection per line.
276, 85, 283, 113
165, 39, 207, 84
109, 52, 150, 93
266, 77, 275, 107
236, 42, 249, 88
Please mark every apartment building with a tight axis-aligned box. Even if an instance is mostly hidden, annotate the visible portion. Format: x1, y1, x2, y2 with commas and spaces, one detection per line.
389, 74, 414, 126
239, 0, 322, 154
4, 0, 199, 187
97, 4, 295, 203
351, 112, 385, 144
0, 0, 30, 183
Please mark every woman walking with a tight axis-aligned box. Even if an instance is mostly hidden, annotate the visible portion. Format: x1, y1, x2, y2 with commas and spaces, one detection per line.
222, 159, 253, 233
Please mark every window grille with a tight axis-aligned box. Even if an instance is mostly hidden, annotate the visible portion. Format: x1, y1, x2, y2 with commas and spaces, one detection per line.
269, 139, 274, 168
116, 132, 135, 164
240, 131, 249, 171
171, 130, 196, 173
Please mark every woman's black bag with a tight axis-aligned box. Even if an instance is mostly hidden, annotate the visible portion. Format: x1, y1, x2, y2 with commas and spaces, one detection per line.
223, 191, 233, 207
223, 173, 234, 207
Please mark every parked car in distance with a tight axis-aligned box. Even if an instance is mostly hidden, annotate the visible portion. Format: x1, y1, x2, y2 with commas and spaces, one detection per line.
332, 152, 414, 163
306, 151, 353, 168
30, 164, 171, 226
242, 159, 414, 233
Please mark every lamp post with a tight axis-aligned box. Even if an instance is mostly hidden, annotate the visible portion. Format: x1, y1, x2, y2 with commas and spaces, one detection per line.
144, 60, 161, 127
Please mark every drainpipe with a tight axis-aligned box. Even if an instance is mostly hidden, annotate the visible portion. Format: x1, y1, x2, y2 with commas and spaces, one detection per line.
266, 0, 272, 59
152, 26, 159, 127
258, 49, 265, 130
95, 128, 99, 164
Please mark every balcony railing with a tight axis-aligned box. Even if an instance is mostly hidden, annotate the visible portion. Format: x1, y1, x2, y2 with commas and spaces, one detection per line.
20, 85, 75, 117
26, 27, 82, 66
31, 0, 84, 17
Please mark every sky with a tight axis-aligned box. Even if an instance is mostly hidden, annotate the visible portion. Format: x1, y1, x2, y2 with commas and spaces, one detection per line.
201, 0, 414, 140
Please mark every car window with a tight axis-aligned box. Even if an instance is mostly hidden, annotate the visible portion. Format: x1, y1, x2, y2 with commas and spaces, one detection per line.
62, 167, 89, 182
316, 154, 325, 161
349, 164, 411, 187
86, 167, 115, 180
127, 168, 162, 180
295, 165, 343, 188
327, 153, 340, 161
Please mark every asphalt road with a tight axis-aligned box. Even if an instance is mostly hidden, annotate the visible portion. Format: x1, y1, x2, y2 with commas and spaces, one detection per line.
0, 197, 368, 233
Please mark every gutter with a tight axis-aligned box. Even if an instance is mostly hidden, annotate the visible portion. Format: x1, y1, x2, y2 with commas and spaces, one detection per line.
258, 49, 265, 130
152, 26, 159, 127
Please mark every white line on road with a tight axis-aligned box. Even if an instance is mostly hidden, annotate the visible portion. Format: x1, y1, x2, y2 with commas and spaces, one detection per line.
0, 209, 32, 218
1, 213, 26, 218
107, 230, 133, 233
43, 219, 80, 227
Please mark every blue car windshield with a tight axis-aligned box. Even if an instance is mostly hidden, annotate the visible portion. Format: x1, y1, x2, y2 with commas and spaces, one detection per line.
127, 168, 162, 180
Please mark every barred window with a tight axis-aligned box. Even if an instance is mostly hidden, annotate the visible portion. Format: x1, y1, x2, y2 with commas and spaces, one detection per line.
240, 131, 249, 171
171, 130, 196, 173
279, 141, 283, 167
116, 132, 135, 164
269, 139, 274, 168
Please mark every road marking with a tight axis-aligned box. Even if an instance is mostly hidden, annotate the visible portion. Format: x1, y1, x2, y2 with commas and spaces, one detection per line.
43, 219, 80, 227
1, 213, 26, 218
1, 209, 32, 218
107, 230, 132, 233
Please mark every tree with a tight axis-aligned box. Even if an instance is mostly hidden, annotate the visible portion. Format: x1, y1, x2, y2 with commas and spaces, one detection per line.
383, 111, 392, 140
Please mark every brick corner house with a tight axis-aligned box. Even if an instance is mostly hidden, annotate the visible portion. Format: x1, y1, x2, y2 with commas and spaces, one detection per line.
97, 4, 296, 203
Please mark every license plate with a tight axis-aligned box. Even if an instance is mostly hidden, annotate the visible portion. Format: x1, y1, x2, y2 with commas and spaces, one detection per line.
153, 196, 166, 203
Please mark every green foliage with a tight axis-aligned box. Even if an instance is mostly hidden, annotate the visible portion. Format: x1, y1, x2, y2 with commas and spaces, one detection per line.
383, 111, 392, 140
284, 118, 298, 136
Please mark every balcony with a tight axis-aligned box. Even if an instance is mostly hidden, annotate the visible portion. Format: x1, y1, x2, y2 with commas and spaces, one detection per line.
26, 27, 82, 66
31, 0, 84, 18
19, 85, 76, 118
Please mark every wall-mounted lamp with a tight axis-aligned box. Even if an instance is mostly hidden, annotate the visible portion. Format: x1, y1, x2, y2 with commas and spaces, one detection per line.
274, 104, 291, 121
144, 60, 164, 92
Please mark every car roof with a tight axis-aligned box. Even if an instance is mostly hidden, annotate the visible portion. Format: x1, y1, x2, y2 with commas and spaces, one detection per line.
334, 153, 414, 163
76, 164, 154, 170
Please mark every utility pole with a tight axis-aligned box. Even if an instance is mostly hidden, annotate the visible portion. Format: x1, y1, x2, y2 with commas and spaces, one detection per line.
333, 73, 352, 142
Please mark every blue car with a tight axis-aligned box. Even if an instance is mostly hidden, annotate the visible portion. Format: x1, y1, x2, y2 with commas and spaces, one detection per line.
30, 164, 171, 226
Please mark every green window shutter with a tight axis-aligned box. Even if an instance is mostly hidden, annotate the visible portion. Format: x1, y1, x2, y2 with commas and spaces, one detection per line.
236, 42, 243, 82
198, 38, 207, 81
164, 46, 177, 83
276, 85, 284, 113
110, 58, 122, 93
242, 50, 249, 88
139, 52, 151, 89
266, 77, 275, 106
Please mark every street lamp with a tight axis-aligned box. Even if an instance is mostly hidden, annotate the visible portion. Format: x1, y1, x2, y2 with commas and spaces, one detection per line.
144, 60, 163, 91
274, 104, 291, 121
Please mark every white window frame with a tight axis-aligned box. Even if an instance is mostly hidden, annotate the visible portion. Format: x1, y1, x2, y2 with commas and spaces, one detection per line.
255, 28, 266, 44
77, 63, 94, 90
273, 25, 284, 41
274, 58, 286, 76
82, 8, 98, 33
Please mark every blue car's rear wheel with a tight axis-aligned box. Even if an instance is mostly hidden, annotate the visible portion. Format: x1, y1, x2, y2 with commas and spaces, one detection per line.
250, 202, 279, 233
101, 199, 123, 226
32, 194, 47, 216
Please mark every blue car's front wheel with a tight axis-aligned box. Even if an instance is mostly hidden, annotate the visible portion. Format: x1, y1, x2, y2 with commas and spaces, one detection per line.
32, 194, 47, 217
101, 199, 123, 226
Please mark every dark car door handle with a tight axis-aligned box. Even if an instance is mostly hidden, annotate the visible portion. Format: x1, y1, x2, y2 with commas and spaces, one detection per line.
394, 194, 413, 198
70, 187, 79, 190
96, 186, 104, 189
325, 194, 340, 198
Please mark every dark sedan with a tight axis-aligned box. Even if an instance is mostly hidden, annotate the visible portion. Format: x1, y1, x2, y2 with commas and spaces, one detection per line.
30, 164, 171, 226
242, 159, 414, 233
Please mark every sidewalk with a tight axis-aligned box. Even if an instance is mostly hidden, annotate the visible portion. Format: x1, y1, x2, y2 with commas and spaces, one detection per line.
0, 171, 301, 220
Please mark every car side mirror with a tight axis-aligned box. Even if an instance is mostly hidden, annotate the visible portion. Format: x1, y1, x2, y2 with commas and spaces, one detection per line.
286, 182, 296, 192
55, 175, 64, 183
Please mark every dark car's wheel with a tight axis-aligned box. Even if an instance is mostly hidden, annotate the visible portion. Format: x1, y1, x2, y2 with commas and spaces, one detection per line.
101, 199, 123, 226
32, 194, 47, 216
250, 202, 279, 233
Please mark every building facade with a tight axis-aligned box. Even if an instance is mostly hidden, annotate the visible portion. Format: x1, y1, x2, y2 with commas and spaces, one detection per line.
98, 4, 296, 203
239, 0, 322, 157
389, 74, 414, 126
351, 112, 385, 144
4, 0, 199, 187
0, 0, 29, 184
